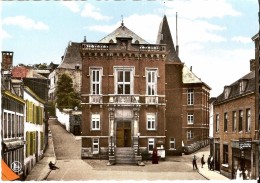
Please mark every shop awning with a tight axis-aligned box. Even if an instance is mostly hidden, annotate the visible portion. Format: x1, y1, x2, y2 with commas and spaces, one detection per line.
1, 160, 20, 181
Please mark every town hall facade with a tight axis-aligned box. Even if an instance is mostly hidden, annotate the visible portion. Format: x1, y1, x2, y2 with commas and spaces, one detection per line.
80, 15, 210, 164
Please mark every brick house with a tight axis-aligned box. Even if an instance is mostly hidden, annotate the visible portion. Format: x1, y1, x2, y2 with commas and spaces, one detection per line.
80, 15, 210, 164
48, 42, 82, 102
213, 60, 258, 179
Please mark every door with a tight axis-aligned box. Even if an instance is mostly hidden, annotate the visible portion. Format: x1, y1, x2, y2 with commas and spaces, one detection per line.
116, 121, 131, 147
215, 143, 220, 171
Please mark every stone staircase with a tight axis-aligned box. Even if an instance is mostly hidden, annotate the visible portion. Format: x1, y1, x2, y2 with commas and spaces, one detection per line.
115, 147, 136, 164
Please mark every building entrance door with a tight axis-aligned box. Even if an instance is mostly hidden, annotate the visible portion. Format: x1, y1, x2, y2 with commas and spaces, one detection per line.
215, 143, 220, 171
116, 121, 131, 147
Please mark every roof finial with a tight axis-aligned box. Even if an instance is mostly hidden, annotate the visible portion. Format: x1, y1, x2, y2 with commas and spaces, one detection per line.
121, 15, 124, 26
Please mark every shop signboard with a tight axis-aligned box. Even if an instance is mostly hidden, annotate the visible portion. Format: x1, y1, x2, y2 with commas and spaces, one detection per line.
239, 138, 252, 150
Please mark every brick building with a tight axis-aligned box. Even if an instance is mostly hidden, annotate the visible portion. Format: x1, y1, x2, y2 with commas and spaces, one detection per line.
213, 60, 258, 179
80, 15, 210, 164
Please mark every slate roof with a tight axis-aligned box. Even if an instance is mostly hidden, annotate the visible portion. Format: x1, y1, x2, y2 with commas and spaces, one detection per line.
98, 22, 149, 44
156, 15, 181, 62
215, 71, 255, 104
58, 42, 82, 70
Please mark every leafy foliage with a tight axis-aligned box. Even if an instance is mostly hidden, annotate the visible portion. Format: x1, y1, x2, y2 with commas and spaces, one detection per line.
56, 73, 80, 110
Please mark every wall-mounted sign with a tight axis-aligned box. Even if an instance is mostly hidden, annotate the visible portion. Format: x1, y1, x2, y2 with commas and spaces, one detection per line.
239, 138, 252, 150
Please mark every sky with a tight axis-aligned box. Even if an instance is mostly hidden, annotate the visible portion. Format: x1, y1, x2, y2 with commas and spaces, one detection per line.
1, 0, 259, 97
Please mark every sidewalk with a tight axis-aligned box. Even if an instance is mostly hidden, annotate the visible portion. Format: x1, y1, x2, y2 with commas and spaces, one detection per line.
192, 146, 230, 180
25, 131, 56, 181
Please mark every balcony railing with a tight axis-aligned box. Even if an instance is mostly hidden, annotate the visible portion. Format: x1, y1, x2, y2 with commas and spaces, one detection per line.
145, 96, 158, 104
109, 95, 139, 104
89, 95, 103, 104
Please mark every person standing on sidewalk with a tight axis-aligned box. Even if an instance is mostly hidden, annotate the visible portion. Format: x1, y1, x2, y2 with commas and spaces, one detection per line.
192, 155, 198, 170
207, 155, 211, 170
201, 154, 205, 168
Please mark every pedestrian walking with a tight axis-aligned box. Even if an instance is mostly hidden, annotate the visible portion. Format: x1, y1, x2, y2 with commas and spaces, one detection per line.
207, 155, 211, 169
192, 155, 198, 170
201, 154, 205, 168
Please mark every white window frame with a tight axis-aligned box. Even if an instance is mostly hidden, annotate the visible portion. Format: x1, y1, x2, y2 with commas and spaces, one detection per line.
187, 113, 194, 124
232, 111, 236, 132
114, 66, 134, 95
239, 81, 246, 94
187, 89, 194, 105
147, 113, 156, 130
224, 87, 230, 99
92, 138, 99, 154
216, 114, 219, 132
187, 130, 193, 140
148, 138, 155, 153
246, 109, 251, 132
146, 68, 158, 96
91, 114, 100, 131
90, 67, 102, 95
169, 138, 175, 149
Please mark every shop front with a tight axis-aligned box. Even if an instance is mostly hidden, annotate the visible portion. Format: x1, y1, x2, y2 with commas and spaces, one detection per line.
231, 139, 257, 180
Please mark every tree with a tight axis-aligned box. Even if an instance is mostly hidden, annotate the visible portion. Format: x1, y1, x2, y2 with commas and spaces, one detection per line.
56, 73, 80, 110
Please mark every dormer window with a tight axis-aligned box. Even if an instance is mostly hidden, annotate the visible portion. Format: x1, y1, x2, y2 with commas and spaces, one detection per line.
224, 87, 231, 99
239, 80, 247, 94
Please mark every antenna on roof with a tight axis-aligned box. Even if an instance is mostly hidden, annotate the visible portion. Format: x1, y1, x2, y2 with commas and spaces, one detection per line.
163, 1, 166, 15
121, 15, 124, 26
176, 12, 179, 57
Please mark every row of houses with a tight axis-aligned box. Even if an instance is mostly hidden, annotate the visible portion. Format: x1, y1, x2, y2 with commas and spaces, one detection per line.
209, 33, 259, 180
1, 51, 49, 180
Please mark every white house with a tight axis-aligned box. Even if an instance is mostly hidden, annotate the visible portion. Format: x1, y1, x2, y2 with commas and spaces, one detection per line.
23, 86, 45, 177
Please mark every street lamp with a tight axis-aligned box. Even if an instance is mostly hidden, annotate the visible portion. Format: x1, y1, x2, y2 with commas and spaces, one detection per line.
137, 133, 140, 156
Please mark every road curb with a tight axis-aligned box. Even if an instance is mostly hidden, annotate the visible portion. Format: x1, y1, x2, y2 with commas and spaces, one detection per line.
197, 169, 210, 180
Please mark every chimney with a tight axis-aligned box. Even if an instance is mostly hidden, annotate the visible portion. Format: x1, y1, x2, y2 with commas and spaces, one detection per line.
83, 36, 87, 42
2, 51, 14, 70
61, 56, 64, 61
190, 66, 192, 71
250, 59, 255, 72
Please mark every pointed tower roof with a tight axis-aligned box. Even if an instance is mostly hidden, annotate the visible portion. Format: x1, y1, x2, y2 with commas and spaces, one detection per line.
98, 22, 149, 44
156, 15, 181, 62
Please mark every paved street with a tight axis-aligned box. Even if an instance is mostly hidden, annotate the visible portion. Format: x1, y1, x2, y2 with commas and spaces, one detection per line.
46, 119, 206, 181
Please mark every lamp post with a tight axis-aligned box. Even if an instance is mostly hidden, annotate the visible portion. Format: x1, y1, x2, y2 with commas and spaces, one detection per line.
137, 133, 140, 156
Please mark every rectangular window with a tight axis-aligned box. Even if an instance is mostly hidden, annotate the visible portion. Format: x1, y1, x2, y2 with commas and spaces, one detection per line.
169, 138, 175, 149
246, 109, 251, 132
90, 68, 102, 94
92, 138, 99, 154
232, 111, 236, 132
223, 144, 228, 164
8, 113, 11, 138
147, 113, 156, 130
187, 89, 194, 105
239, 110, 243, 131
187, 130, 193, 140
216, 114, 219, 132
114, 67, 134, 95
91, 114, 100, 130
3, 112, 7, 138
148, 138, 155, 153
187, 113, 194, 124
224, 113, 228, 132
146, 69, 157, 95
117, 70, 130, 94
